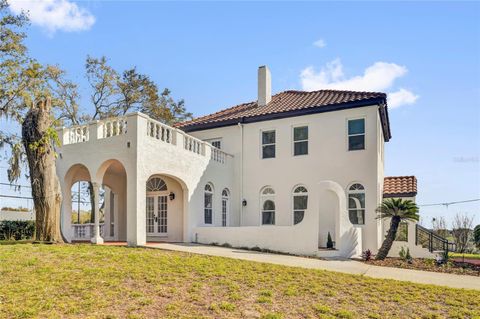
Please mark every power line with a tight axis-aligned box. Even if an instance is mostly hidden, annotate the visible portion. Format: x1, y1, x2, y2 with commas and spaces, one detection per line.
418, 198, 480, 208
0, 182, 31, 188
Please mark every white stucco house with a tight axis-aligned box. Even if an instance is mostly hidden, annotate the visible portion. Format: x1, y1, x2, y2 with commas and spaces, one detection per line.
56, 66, 436, 258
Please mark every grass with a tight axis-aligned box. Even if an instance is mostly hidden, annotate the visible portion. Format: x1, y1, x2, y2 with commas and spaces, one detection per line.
0, 244, 479, 319
450, 253, 480, 260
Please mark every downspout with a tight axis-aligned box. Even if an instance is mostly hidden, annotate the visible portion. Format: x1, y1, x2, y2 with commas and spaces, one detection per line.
238, 121, 244, 226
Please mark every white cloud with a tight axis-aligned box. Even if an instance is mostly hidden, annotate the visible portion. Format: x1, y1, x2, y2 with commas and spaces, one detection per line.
388, 88, 419, 109
313, 39, 326, 48
9, 0, 95, 34
300, 58, 418, 108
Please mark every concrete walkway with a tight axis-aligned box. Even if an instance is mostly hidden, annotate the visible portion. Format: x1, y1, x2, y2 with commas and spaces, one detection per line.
144, 243, 480, 290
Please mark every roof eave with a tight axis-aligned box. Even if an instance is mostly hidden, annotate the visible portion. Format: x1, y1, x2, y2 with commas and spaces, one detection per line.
181, 97, 391, 141
383, 192, 417, 198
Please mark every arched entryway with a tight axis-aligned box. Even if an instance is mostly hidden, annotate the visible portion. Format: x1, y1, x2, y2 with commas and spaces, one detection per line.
62, 164, 92, 242
146, 175, 184, 242
96, 159, 128, 242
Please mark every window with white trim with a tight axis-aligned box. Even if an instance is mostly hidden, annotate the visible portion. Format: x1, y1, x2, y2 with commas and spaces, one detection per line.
204, 183, 213, 224
211, 139, 221, 149
293, 186, 308, 224
348, 118, 365, 151
348, 183, 365, 225
262, 130, 276, 159
293, 126, 308, 156
221, 188, 229, 227
260, 187, 275, 225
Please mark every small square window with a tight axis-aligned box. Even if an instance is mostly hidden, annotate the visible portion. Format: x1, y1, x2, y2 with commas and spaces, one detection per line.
293, 126, 308, 156
262, 130, 276, 159
211, 140, 221, 149
348, 119, 365, 151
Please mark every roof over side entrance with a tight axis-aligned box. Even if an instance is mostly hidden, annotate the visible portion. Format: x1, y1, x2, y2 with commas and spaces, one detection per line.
176, 89, 391, 141
383, 176, 418, 198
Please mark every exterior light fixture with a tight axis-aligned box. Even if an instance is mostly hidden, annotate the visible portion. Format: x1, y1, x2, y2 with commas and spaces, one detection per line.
169, 192, 175, 201
242, 199, 247, 206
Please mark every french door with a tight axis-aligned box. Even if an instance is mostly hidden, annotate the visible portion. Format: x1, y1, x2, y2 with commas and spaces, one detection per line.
146, 194, 168, 236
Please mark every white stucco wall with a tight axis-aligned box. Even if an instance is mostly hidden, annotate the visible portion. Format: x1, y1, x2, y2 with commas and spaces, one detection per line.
190, 104, 385, 253
57, 113, 235, 245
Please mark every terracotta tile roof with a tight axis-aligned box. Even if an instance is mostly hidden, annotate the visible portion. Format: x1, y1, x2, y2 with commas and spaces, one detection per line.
383, 176, 417, 198
176, 90, 389, 139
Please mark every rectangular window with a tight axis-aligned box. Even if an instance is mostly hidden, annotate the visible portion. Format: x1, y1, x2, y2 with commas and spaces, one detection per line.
211, 139, 221, 149
262, 130, 276, 159
348, 119, 365, 151
293, 126, 308, 156
348, 193, 365, 225
262, 211, 275, 225
204, 193, 212, 224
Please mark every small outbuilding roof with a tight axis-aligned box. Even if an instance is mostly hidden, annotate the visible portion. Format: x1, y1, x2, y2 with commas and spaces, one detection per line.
383, 176, 417, 198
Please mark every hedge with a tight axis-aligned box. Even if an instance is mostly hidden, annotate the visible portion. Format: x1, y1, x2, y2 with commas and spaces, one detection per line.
0, 221, 35, 241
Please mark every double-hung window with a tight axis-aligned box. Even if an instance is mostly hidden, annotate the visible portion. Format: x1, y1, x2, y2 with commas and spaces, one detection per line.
293, 126, 308, 156
211, 139, 221, 149
348, 119, 365, 151
262, 130, 276, 159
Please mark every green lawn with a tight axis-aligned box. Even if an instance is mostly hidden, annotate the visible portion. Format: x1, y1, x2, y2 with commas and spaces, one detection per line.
0, 245, 479, 319
450, 253, 480, 260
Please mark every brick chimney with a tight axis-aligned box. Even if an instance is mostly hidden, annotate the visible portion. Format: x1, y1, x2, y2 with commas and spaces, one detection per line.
258, 66, 271, 106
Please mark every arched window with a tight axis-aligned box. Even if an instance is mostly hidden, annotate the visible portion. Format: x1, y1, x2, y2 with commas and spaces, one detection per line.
348, 183, 365, 225
146, 177, 167, 192
204, 183, 214, 224
293, 186, 308, 225
260, 186, 275, 225
221, 188, 229, 227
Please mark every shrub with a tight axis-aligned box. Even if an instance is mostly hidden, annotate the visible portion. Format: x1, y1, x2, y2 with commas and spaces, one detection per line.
399, 247, 412, 262
361, 249, 372, 261
0, 220, 35, 240
326, 232, 334, 249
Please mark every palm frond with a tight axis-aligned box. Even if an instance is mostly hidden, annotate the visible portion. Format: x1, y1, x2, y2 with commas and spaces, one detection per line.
376, 198, 420, 222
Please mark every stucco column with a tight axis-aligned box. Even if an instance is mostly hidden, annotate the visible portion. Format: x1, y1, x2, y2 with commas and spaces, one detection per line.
91, 182, 104, 244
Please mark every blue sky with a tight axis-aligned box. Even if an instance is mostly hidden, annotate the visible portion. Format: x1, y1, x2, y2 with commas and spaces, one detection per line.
1, 1, 479, 227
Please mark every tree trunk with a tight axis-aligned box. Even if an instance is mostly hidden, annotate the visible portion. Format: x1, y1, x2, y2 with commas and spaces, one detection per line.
22, 98, 64, 243
375, 216, 401, 260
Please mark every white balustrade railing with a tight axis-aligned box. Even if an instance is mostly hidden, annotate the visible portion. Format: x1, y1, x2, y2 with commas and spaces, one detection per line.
102, 117, 127, 138
183, 135, 203, 155
147, 119, 175, 144
211, 147, 226, 164
67, 125, 89, 144
71, 223, 105, 240
60, 113, 232, 164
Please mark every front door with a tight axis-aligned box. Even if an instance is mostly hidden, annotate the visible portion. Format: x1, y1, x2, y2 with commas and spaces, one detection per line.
146, 195, 168, 236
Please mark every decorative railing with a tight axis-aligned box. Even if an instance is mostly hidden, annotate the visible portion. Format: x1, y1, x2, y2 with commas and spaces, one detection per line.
211, 147, 226, 164
183, 135, 203, 155
415, 224, 450, 253
147, 119, 175, 144
102, 117, 127, 138
71, 223, 105, 240
60, 113, 232, 164
68, 125, 89, 144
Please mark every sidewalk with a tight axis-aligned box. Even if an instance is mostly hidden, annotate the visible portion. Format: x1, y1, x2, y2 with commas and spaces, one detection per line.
144, 243, 480, 290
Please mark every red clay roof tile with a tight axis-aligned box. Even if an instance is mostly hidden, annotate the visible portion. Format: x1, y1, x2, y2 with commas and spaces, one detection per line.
176, 89, 387, 131
383, 176, 417, 198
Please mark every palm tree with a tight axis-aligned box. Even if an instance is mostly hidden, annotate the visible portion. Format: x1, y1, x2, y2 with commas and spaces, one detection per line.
375, 198, 419, 260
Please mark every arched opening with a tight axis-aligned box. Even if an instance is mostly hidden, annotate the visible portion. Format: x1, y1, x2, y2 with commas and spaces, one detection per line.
146, 175, 184, 242
221, 188, 230, 227
96, 160, 128, 242
63, 164, 92, 241
260, 186, 275, 225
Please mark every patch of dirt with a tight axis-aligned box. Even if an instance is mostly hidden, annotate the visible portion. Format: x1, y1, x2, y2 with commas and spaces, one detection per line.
365, 258, 480, 276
